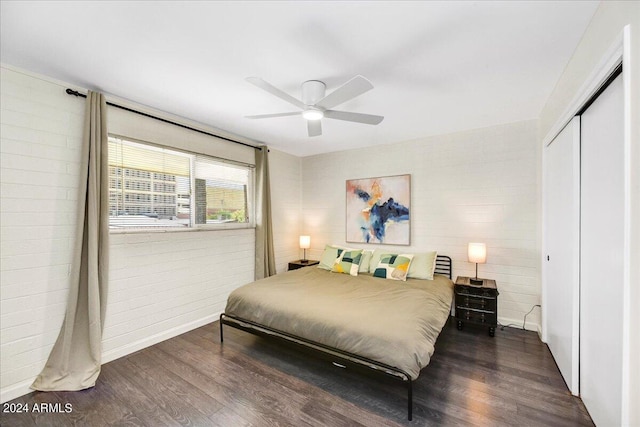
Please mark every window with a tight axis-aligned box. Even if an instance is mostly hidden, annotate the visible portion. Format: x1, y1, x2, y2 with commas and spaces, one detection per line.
108, 136, 253, 230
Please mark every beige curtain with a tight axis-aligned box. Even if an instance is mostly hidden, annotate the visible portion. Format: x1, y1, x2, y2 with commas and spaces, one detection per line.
32, 91, 109, 391
255, 146, 276, 279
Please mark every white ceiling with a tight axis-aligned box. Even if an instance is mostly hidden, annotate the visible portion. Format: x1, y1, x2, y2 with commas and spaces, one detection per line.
1, 1, 599, 157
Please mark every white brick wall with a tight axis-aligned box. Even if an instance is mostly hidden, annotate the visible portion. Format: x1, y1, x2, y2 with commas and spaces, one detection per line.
1, 66, 85, 401
103, 229, 255, 359
0, 66, 282, 402
269, 149, 302, 273
301, 120, 541, 330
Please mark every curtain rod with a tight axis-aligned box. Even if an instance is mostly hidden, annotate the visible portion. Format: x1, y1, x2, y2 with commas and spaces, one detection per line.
65, 88, 261, 151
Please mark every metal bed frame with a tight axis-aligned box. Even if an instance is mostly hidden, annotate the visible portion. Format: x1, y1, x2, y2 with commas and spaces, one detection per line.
219, 255, 452, 421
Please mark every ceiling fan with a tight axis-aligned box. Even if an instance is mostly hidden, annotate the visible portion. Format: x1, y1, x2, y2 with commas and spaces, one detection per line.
245, 75, 384, 137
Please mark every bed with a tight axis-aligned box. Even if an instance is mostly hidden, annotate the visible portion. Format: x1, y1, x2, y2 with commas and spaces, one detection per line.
219, 254, 453, 420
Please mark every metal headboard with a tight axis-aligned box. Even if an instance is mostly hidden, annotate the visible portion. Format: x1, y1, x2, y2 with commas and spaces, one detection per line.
434, 255, 452, 279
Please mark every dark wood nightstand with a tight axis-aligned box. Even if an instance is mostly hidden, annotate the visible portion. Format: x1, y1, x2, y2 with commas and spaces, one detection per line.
454, 276, 499, 337
288, 259, 319, 271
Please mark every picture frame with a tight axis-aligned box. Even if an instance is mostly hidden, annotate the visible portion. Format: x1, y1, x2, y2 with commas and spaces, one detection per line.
345, 174, 411, 245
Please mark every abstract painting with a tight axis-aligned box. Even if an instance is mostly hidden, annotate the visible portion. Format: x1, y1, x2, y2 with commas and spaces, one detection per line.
346, 174, 410, 245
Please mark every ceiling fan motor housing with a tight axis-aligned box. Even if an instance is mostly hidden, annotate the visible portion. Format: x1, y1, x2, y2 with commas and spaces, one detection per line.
301, 80, 326, 106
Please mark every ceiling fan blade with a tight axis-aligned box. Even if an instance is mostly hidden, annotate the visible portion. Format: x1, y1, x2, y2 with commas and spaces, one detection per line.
245, 112, 301, 119
315, 75, 374, 109
307, 120, 322, 137
246, 77, 306, 110
324, 110, 384, 125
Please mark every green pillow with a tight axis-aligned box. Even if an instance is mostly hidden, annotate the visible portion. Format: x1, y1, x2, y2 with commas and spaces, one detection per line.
317, 245, 342, 270
373, 253, 414, 281
407, 251, 438, 280
332, 249, 363, 276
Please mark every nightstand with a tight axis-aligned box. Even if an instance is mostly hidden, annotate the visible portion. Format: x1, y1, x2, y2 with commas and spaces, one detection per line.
454, 276, 499, 337
288, 259, 319, 271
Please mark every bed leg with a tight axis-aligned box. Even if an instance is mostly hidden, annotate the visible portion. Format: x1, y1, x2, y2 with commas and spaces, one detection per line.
408, 380, 413, 421
219, 314, 225, 343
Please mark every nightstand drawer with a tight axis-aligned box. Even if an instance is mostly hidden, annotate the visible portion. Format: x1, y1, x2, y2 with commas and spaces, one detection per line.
455, 293, 497, 311
455, 307, 497, 325
456, 286, 497, 299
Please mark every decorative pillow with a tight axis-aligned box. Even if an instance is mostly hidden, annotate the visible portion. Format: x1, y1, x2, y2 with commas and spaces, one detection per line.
373, 253, 414, 281
317, 245, 343, 270
407, 251, 438, 280
368, 249, 386, 274
332, 249, 364, 276
358, 250, 374, 273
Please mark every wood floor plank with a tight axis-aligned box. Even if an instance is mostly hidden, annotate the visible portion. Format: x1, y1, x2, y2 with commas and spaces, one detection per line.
158, 335, 311, 423
205, 405, 256, 427
130, 346, 258, 426
1, 318, 594, 426
123, 351, 223, 418
185, 331, 399, 427
423, 360, 584, 416
111, 359, 215, 426
516, 401, 593, 426
53, 381, 134, 426
99, 362, 183, 427
434, 351, 576, 401
6, 390, 74, 426
139, 339, 300, 427
174, 331, 388, 427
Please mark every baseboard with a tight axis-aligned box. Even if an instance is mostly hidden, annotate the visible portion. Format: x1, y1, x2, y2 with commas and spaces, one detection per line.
537, 324, 543, 340
1, 380, 35, 404
102, 311, 221, 364
498, 316, 540, 333
1, 312, 221, 404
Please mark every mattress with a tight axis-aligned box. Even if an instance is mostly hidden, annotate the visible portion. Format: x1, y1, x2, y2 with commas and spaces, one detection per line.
224, 266, 454, 380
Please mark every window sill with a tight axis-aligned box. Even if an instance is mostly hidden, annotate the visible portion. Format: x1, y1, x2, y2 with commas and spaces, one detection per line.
109, 223, 255, 235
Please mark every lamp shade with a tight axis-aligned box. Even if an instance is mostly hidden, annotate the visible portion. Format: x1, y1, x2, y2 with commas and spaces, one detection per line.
299, 235, 311, 249
468, 243, 487, 264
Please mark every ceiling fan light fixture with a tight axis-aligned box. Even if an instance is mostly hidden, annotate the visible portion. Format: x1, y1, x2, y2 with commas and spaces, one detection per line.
302, 108, 324, 121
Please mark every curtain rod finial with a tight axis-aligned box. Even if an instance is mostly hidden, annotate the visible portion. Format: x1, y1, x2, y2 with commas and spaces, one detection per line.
66, 88, 83, 97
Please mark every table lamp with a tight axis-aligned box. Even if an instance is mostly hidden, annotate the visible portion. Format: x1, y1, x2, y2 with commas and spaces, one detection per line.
468, 242, 486, 286
299, 235, 311, 262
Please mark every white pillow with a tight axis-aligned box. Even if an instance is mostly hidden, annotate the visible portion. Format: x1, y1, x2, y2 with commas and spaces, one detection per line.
359, 250, 374, 273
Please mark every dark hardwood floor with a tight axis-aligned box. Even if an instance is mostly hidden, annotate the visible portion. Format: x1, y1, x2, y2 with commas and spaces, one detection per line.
1, 319, 593, 426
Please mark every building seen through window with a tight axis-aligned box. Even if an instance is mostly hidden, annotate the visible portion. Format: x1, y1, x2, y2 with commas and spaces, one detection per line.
108, 137, 252, 229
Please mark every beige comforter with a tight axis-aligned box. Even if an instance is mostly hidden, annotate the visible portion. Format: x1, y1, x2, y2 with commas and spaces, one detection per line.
225, 266, 453, 380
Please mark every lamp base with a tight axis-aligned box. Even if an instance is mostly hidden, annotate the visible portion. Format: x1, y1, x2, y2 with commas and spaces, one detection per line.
469, 278, 484, 286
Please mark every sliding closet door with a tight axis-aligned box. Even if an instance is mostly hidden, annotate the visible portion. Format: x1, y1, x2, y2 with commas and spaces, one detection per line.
580, 74, 624, 426
543, 116, 580, 395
